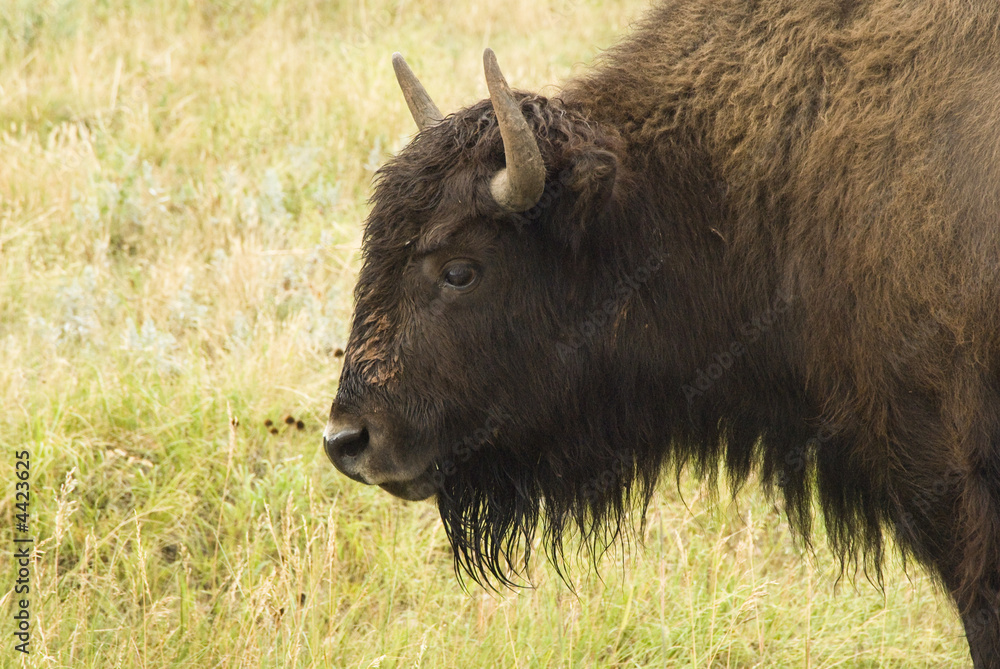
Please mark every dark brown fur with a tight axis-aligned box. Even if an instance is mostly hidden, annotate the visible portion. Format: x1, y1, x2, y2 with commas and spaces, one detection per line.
327, 1, 1000, 664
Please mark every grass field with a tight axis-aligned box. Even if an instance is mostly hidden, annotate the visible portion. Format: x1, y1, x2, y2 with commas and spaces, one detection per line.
0, 1, 975, 666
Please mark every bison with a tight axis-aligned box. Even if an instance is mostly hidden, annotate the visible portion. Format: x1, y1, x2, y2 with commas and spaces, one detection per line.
323, 1, 1000, 665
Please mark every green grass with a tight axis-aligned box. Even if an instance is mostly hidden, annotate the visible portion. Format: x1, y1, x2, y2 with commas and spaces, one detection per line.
0, 0, 972, 666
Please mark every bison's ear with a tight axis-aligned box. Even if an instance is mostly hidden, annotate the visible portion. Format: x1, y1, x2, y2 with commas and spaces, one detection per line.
565, 148, 618, 206
549, 147, 619, 253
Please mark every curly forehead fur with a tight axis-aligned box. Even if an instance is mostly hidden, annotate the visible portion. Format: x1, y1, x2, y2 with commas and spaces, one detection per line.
365, 94, 616, 248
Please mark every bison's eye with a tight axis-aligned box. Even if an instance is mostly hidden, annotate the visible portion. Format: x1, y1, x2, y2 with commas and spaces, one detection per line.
441, 260, 480, 291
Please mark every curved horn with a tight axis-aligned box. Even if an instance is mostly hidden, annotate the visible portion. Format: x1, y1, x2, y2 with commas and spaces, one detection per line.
483, 49, 545, 212
392, 53, 443, 130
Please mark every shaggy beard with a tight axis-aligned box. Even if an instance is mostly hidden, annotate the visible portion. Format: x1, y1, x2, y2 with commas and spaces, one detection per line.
434, 443, 660, 588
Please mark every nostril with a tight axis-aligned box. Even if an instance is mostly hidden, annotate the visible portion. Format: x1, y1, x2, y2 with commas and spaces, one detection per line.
325, 424, 370, 461
342, 427, 369, 457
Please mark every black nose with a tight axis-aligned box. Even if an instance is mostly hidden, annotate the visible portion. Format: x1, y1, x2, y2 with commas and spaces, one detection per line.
324, 420, 371, 482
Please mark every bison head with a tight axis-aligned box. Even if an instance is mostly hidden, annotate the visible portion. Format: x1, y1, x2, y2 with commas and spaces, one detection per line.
324, 50, 663, 584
